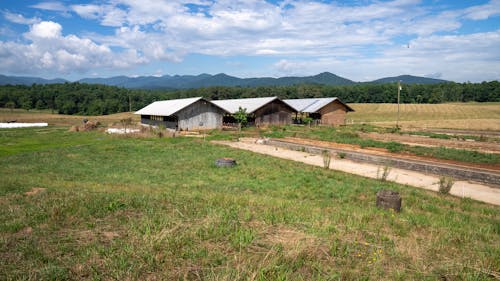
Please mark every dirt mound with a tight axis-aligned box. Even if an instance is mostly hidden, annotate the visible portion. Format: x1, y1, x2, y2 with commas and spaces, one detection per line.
25, 187, 46, 196
68, 120, 100, 132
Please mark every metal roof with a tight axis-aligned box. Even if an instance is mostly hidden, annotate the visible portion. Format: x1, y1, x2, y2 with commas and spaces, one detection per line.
283, 98, 354, 113
134, 97, 204, 116
211, 96, 280, 114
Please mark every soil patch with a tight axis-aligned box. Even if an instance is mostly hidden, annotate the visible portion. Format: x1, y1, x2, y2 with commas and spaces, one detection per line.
25, 187, 47, 196
281, 137, 500, 172
360, 132, 500, 154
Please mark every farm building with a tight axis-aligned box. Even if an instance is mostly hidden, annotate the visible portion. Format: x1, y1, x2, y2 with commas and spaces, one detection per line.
135, 97, 227, 131
211, 97, 296, 126
284, 97, 354, 126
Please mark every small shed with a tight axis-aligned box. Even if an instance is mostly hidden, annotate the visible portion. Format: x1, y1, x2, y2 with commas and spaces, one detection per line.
284, 97, 354, 126
212, 97, 296, 126
135, 97, 227, 131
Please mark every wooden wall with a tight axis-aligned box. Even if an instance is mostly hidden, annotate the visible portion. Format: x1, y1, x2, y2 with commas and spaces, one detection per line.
177, 99, 224, 130
254, 100, 293, 126
318, 100, 348, 125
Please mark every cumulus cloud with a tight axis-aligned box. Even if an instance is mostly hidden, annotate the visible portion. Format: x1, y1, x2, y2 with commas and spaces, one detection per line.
2, 0, 498, 81
0, 20, 147, 75
26, 21, 62, 38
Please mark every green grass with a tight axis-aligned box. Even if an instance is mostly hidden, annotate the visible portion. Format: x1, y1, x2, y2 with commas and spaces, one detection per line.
259, 125, 500, 164
1, 127, 499, 280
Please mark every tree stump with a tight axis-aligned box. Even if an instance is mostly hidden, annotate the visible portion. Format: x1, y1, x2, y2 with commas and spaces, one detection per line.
376, 190, 402, 212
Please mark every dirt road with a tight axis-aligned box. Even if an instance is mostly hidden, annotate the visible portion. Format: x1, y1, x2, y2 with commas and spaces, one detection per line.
213, 138, 500, 206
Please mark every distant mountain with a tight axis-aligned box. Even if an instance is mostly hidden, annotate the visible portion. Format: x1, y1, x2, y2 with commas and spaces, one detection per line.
0, 74, 67, 85
0, 72, 450, 89
370, 75, 448, 84
77, 72, 356, 89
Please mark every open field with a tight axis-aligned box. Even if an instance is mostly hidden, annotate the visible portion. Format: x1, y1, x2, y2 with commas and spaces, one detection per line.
1, 127, 499, 280
2, 102, 500, 131
0, 108, 139, 127
348, 103, 500, 131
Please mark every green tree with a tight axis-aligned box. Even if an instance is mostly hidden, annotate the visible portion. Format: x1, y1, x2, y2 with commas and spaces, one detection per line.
234, 107, 248, 131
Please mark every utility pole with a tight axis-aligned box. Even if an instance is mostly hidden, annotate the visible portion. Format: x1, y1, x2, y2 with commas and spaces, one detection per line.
397, 80, 401, 129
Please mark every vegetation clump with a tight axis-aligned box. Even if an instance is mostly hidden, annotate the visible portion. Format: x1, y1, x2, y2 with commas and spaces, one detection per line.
438, 176, 455, 194
322, 149, 332, 169
377, 163, 392, 181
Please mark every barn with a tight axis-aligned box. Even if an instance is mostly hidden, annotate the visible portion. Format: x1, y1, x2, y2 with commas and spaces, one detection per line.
135, 97, 227, 131
211, 97, 296, 126
284, 97, 354, 126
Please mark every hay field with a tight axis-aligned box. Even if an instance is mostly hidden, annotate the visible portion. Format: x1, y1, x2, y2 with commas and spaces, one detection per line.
0, 108, 138, 127
348, 103, 500, 131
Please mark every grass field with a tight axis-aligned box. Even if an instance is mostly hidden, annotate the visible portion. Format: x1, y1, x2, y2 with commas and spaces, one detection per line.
1, 127, 499, 280
0, 108, 140, 127
2, 102, 500, 131
348, 103, 500, 130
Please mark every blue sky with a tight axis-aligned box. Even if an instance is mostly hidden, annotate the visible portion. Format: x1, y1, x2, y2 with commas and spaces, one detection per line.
0, 0, 499, 82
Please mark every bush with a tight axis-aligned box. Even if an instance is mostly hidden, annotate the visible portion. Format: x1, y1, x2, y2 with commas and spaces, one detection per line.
438, 176, 454, 194
322, 150, 332, 169
377, 164, 392, 181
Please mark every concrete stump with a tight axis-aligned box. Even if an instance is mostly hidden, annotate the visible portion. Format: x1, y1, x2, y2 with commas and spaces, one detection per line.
215, 158, 237, 167
376, 190, 402, 212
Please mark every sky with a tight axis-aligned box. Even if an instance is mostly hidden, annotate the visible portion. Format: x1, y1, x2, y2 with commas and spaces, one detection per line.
0, 0, 499, 82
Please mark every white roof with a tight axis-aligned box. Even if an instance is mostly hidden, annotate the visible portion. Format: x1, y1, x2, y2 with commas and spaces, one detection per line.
283, 97, 354, 113
135, 97, 204, 116
211, 96, 280, 114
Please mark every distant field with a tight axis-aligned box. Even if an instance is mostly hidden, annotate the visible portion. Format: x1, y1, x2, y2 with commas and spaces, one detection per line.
3, 102, 499, 131
0, 128, 498, 280
0, 108, 138, 127
348, 103, 500, 131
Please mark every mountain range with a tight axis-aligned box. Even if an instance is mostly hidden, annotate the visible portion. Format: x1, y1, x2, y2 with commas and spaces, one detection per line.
0, 72, 449, 89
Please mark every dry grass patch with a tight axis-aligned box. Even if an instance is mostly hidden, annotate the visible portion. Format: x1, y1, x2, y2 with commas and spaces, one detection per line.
348, 103, 500, 130
24, 187, 47, 196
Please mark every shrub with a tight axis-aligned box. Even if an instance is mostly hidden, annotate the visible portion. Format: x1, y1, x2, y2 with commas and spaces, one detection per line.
438, 176, 454, 194
322, 150, 332, 169
377, 164, 392, 181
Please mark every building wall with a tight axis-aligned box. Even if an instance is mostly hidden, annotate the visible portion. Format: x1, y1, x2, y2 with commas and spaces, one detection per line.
177, 100, 224, 130
254, 100, 293, 126
318, 100, 348, 125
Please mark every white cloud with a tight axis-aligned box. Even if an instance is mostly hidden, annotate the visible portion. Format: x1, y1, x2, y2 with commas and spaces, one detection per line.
26, 21, 62, 38
464, 0, 500, 20
0, 20, 147, 75
3, 11, 40, 25
30, 1, 68, 12
272, 30, 500, 82
4, 0, 499, 81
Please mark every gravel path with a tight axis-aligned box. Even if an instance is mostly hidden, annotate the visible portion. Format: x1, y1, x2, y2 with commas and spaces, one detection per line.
213, 138, 500, 206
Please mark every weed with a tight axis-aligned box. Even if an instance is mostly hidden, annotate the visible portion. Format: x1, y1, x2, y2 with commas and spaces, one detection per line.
377, 163, 392, 181
438, 176, 455, 194
322, 150, 332, 169
337, 152, 346, 159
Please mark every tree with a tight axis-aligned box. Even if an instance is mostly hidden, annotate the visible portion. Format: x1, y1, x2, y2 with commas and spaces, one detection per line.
234, 107, 248, 131
5, 101, 15, 113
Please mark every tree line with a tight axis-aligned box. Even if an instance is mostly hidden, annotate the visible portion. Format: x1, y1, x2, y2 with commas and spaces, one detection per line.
0, 81, 498, 115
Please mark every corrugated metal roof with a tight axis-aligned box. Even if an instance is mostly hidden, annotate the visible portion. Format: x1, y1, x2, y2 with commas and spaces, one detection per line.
211, 96, 279, 114
283, 98, 354, 113
134, 97, 204, 116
